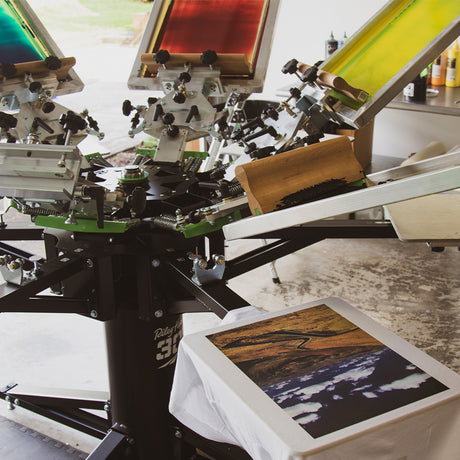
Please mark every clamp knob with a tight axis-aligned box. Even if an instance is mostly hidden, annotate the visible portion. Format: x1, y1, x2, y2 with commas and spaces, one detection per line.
44, 56, 62, 70
173, 92, 186, 104
185, 105, 199, 123
179, 71, 191, 83
122, 100, 134, 116
1, 62, 17, 78
29, 81, 42, 93
0, 111, 18, 129
282, 58, 299, 75
167, 125, 179, 138
60, 111, 87, 133
263, 106, 279, 121
200, 50, 218, 66
300, 65, 319, 83
162, 112, 175, 125
154, 49, 170, 65
42, 101, 55, 113
289, 87, 301, 99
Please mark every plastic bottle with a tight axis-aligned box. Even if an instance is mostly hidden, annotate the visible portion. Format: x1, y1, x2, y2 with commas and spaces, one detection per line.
338, 32, 348, 48
431, 49, 448, 86
446, 39, 460, 87
325, 32, 338, 58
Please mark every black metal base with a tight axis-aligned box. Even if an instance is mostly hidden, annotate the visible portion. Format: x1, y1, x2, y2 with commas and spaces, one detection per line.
0, 219, 399, 459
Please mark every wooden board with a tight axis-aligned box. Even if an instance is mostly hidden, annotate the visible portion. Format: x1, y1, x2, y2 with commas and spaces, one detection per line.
141, 53, 252, 76
235, 136, 365, 215
0, 57, 76, 81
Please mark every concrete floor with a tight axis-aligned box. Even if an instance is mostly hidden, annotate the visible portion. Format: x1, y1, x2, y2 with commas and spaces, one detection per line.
0, 233, 459, 455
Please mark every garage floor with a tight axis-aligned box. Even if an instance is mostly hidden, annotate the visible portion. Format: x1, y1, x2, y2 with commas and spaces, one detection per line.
0, 227, 459, 456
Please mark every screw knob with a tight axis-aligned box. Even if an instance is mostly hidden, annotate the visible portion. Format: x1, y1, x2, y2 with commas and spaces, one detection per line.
42, 101, 55, 113
154, 49, 170, 65
282, 58, 299, 74
1, 62, 17, 78
173, 92, 186, 104
162, 112, 175, 125
122, 100, 134, 116
44, 56, 62, 70
200, 50, 218, 66
300, 66, 319, 83
29, 81, 42, 93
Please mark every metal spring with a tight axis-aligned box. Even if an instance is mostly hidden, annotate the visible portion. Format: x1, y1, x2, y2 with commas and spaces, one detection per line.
228, 182, 244, 196
152, 214, 177, 231
209, 162, 230, 180
14, 200, 60, 217
188, 158, 202, 174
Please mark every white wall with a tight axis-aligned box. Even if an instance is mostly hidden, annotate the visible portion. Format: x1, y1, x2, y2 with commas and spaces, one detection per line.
373, 109, 460, 158
262, 0, 387, 97
262, 0, 460, 160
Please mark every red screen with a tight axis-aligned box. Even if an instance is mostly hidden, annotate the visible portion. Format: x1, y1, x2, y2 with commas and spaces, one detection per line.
156, 0, 268, 62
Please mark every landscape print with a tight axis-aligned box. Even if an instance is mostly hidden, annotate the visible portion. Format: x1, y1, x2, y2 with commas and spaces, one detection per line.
207, 304, 448, 438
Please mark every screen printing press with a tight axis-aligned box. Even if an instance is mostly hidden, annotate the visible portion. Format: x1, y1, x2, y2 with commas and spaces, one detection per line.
0, 0, 460, 459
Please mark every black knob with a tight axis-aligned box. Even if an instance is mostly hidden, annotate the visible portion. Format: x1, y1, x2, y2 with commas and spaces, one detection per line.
153, 104, 164, 121
300, 66, 318, 83
131, 112, 140, 129
244, 143, 257, 154
122, 100, 134, 116
60, 111, 87, 133
243, 125, 278, 143
250, 146, 275, 159
173, 92, 186, 104
179, 71, 191, 83
200, 50, 218, 66
154, 49, 170, 65
44, 56, 62, 70
42, 101, 55, 113
167, 125, 179, 138
185, 105, 199, 123
289, 87, 301, 99
29, 81, 42, 93
263, 106, 279, 121
129, 187, 147, 216
282, 58, 299, 74
162, 112, 175, 125
1, 62, 17, 78
0, 111, 18, 129
87, 115, 99, 131
6, 132, 16, 143
147, 97, 158, 106
230, 128, 244, 141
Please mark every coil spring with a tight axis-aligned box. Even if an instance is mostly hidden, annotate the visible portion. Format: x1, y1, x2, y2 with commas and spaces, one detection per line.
152, 214, 177, 230
228, 182, 244, 196
15, 202, 60, 217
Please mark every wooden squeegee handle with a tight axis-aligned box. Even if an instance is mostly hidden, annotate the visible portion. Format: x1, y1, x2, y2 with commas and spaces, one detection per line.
298, 63, 368, 103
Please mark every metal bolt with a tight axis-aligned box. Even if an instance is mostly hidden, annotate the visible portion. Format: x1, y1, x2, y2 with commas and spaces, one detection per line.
174, 430, 183, 439
151, 259, 161, 268
213, 254, 225, 265
14, 399, 20, 406
90, 310, 98, 318
104, 403, 110, 412
197, 259, 207, 269
74, 248, 84, 253
154, 310, 164, 318
86, 259, 94, 268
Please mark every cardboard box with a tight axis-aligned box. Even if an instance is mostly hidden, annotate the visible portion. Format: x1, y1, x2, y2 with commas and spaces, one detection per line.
171, 297, 460, 460
336, 118, 374, 169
